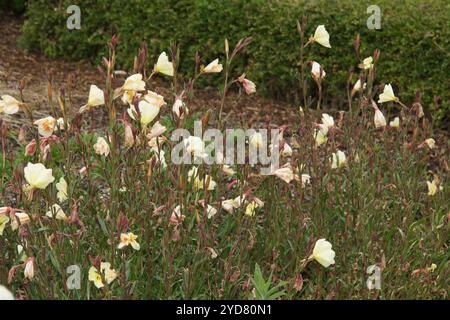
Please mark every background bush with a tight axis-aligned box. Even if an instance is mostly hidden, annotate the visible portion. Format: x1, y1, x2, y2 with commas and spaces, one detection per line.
19, 0, 450, 125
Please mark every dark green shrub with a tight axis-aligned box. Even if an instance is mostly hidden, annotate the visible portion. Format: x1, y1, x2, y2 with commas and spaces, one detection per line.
19, 0, 450, 124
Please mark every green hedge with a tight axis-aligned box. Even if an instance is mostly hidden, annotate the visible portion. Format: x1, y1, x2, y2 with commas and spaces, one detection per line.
20, 0, 449, 124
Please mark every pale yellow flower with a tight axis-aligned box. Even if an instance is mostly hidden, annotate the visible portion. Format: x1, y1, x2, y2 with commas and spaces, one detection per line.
301, 174, 311, 187
314, 129, 328, 147
24, 162, 55, 190
79, 85, 104, 112
127, 100, 160, 126
88, 262, 117, 289
374, 109, 387, 128
0, 285, 14, 300
361, 57, 373, 70
188, 167, 216, 191
270, 164, 299, 184
206, 205, 217, 219
309, 239, 336, 268
56, 177, 68, 202
88, 266, 104, 289
424, 138, 435, 150
34, 116, 56, 137
245, 201, 259, 217
0, 214, 10, 236
121, 90, 137, 105
153, 52, 174, 76
45, 204, 67, 221
123, 74, 146, 91
389, 117, 400, 128
378, 84, 398, 103
93, 137, 110, 156
0, 95, 21, 114
331, 150, 347, 169
203, 59, 223, 73
427, 179, 442, 196
184, 136, 208, 159
221, 164, 236, 176
222, 195, 245, 214
352, 79, 366, 95
321, 113, 334, 129
311, 25, 331, 48
118, 232, 140, 250
311, 61, 326, 80
249, 132, 264, 149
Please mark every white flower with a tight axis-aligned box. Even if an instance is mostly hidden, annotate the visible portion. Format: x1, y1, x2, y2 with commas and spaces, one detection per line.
184, 136, 208, 159
34, 116, 56, 137
121, 90, 137, 105
301, 174, 311, 187
270, 164, 299, 184
311, 25, 331, 48
361, 57, 374, 70
0, 285, 14, 300
424, 138, 435, 150
94, 137, 110, 156
188, 167, 216, 191
222, 195, 245, 213
127, 99, 162, 126
123, 74, 146, 91
249, 132, 264, 149
309, 239, 336, 268
352, 79, 366, 95
0, 95, 21, 114
56, 177, 68, 202
311, 61, 326, 80
46, 204, 67, 221
203, 59, 223, 73
118, 232, 140, 250
206, 205, 217, 219
153, 52, 174, 76
378, 84, 398, 103
80, 85, 104, 112
374, 109, 387, 128
143, 91, 166, 108
321, 113, 334, 129
389, 117, 400, 128
24, 258, 35, 280
24, 162, 55, 190
331, 150, 347, 169
281, 142, 293, 157
221, 164, 236, 176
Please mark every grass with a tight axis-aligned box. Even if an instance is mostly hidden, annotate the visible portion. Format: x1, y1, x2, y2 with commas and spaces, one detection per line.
0, 23, 448, 300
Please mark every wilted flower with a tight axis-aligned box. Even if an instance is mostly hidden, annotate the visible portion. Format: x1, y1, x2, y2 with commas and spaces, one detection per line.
311, 61, 326, 80
331, 150, 347, 169
351, 79, 366, 96
172, 97, 188, 119
207, 247, 218, 259
423, 138, 435, 150
118, 232, 140, 250
88, 262, 117, 289
203, 59, 223, 73
153, 52, 174, 77
374, 108, 387, 128
46, 204, 67, 221
24, 258, 35, 280
124, 122, 134, 148
310, 25, 331, 48
360, 57, 374, 70
389, 117, 400, 128
170, 205, 186, 225
24, 162, 55, 190
56, 177, 68, 202
79, 85, 104, 112
94, 137, 110, 156
0, 285, 14, 300
378, 84, 398, 103
0, 95, 21, 114
24, 139, 37, 156
123, 74, 146, 91
34, 116, 56, 137
238, 74, 256, 95
309, 239, 335, 268
270, 164, 299, 184
0, 214, 10, 236
301, 174, 311, 187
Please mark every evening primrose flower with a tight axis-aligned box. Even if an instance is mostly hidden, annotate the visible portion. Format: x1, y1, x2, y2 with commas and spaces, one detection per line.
331, 150, 347, 169
188, 167, 216, 191
389, 117, 400, 128
123, 74, 146, 91
310, 25, 331, 48
203, 59, 223, 73
222, 195, 245, 214
170, 205, 186, 225
309, 239, 336, 268
427, 179, 442, 196
360, 57, 373, 70
153, 52, 174, 76
184, 136, 208, 159
0, 95, 21, 114
311, 61, 326, 80
378, 84, 399, 103
24, 258, 35, 280
374, 108, 387, 128
79, 85, 104, 112
424, 138, 436, 150
118, 232, 140, 250
94, 137, 110, 156
0, 285, 14, 300
351, 79, 366, 96
11, 211, 30, 231
245, 201, 259, 217
24, 162, 55, 190
314, 128, 328, 147
172, 97, 188, 119
206, 205, 218, 219
34, 116, 56, 137
270, 164, 299, 184
0, 214, 10, 236
127, 100, 160, 126
56, 177, 68, 202
321, 113, 334, 129
238, 74, 256, 95
249, 132, 264, 149
88, 262, 117, 289
221, 164, 236, 176
45, 204, 67, 221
